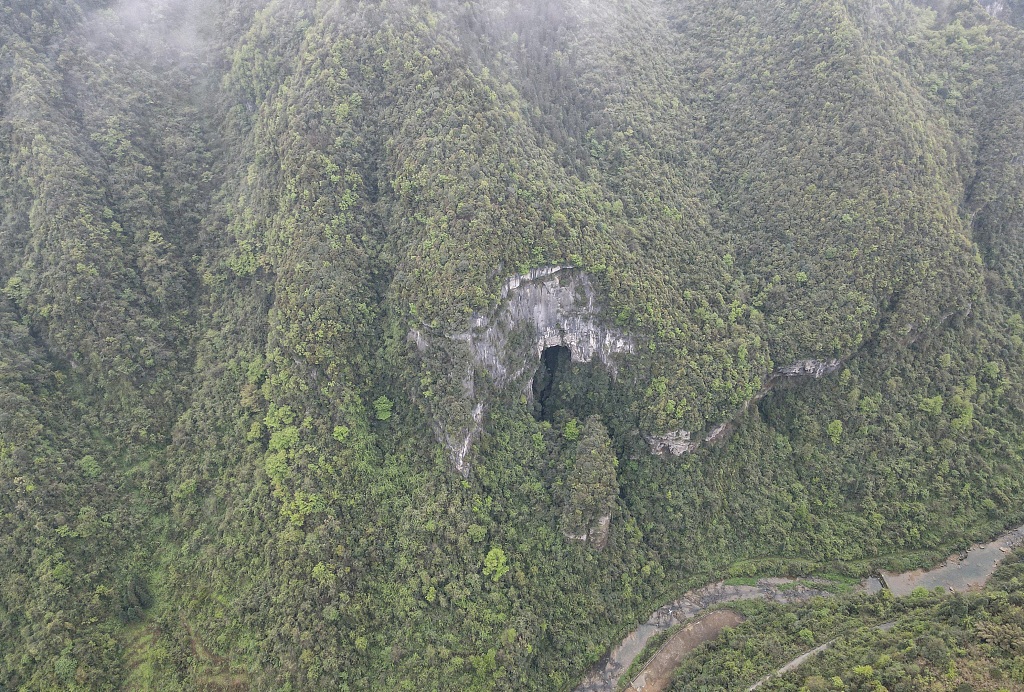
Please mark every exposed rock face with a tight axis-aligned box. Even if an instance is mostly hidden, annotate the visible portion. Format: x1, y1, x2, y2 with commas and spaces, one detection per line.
644, 430, 699, 455
775, 359, 841, 378
704, 423, 729, 443
422, 265, 845, 470
447, 403, 484, 477
418, 266, 635, 475
461, 266, 635, 385
645, 358, 843, 456
565, 514, 611, 550
408, 328, 429, 353
982, 0, 1007, 18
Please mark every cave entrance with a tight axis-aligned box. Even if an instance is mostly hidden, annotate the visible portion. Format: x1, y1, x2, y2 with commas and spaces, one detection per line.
533, 345, 572, 422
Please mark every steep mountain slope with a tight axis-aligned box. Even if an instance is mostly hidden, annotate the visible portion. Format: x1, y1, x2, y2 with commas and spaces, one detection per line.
1, 0, 1023, 689
0, 1, 207, 686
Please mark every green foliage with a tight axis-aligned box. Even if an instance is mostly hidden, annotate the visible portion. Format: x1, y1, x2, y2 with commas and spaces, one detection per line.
562, 417, 620, 541
1, 0, 1023, 690
77, 455, 101, 478
53, 656, 77, 683
118, 575, 154, 623
919, 395, 945, 416
827, 420, 844, 446
373, 395, 394, 421
483, 546, 510, 582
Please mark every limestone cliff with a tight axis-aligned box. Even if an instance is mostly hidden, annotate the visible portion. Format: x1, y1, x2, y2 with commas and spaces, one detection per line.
421, 266, 847, 471
416, 266, 635, 475
461, 266, 635, 386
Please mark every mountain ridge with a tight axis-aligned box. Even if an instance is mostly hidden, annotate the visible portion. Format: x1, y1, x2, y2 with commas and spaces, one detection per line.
2, 0, 1024, 689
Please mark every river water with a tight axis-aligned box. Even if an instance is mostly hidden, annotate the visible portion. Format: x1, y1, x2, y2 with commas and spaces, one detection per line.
880, 523, 1024, 596
574, 579, 830, 692
574, 523, 1024, 692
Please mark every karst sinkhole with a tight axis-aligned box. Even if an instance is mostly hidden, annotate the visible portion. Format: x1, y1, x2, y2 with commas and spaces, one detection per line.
532, 345, 572, 422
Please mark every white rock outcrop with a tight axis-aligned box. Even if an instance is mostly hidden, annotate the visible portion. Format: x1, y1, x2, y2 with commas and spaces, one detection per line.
775, 359, 841, 378
447, 403, 484, 477
704, 423, 729, 443
460, 266, 634, 385
644, 429, 699, 455
420, 266, 635, 475
982, 1, 1006, 18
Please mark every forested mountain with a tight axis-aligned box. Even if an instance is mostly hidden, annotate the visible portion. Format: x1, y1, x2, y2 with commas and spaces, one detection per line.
1, 0, 1023, 689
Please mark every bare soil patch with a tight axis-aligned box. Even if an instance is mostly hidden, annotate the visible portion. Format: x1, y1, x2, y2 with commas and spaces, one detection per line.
627, 609, 745, 692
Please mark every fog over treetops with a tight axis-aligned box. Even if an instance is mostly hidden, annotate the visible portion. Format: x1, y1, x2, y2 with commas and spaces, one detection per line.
1, 0, 1023, 689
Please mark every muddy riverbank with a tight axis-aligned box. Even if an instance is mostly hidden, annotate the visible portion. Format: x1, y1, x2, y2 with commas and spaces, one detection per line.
574, 523, 1024, 692
880, 524, 1024, 596
574, 579, 829, 692
626, 609, 745, 692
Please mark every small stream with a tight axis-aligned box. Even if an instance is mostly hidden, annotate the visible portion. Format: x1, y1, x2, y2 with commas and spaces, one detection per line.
574, 523, 1024, 692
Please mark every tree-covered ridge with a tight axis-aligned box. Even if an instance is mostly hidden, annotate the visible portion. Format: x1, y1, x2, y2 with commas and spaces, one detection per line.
0, 1, 209, 687
0, 0, 1023, 689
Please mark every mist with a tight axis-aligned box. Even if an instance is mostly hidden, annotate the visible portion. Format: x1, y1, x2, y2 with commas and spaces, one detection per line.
80, 0, 215, 67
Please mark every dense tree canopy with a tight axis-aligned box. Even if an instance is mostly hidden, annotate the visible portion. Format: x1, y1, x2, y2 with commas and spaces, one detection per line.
1, 0, 1023, 689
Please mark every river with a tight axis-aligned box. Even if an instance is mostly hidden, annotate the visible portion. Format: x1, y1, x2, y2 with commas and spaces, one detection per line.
574, 523, 1024, 692
880, 523, 1024, 595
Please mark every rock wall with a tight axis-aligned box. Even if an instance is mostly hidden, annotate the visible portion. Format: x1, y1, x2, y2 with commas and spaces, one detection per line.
461, 266, 634, 385
645, 358, 843, 456
982, 0, 1007, 18
565, 514, 612, 550
418, 266, 635, 475
421, 267, 846, 470
775, 359, 841, 379
643, 429, 699, 455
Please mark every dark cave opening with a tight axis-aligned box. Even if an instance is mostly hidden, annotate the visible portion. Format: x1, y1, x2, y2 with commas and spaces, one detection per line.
532, 345, 572, 422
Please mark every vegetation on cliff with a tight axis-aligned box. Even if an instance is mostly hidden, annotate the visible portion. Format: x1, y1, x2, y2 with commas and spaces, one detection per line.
1, 0, 1023, 689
